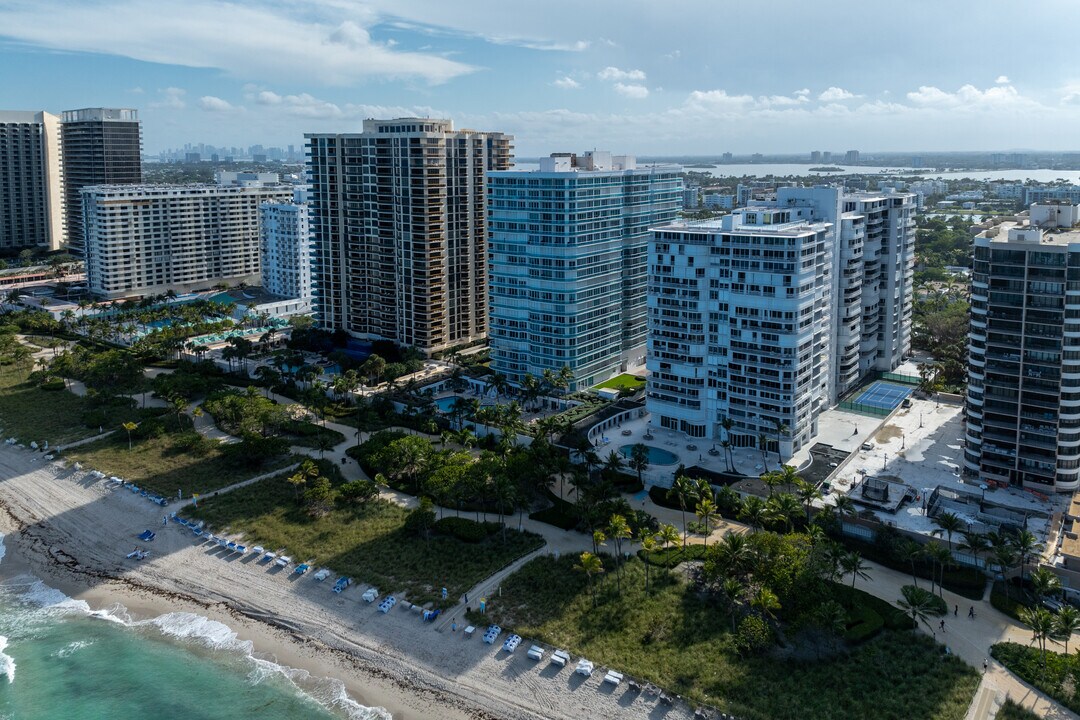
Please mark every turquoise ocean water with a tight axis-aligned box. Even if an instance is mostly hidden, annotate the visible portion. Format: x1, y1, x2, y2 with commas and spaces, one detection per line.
0, 536, 389, 720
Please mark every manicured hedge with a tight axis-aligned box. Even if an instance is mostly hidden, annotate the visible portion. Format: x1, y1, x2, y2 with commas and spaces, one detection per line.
639, 544, 708, 568
991, 642, 1080, 713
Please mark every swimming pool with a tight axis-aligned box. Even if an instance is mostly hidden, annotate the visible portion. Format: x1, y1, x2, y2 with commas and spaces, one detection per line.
619, 444, 679, 465
435, 395, 467, 412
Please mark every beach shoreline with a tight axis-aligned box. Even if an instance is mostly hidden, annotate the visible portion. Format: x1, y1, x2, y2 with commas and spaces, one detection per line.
0, 445, 689, 720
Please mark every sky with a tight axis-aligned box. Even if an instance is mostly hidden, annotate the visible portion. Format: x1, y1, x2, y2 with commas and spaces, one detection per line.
2, 0, 1080, 157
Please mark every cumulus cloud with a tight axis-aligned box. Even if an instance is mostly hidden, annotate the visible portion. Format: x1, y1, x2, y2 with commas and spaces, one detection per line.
149, 87, 186, 109
996, 75, 1010, 84
598, 66, 646, 82
614, 83, 649, 99
818, 86, 857, 102
906, 83, 1026, 107
553, 76, 581, 90
198, 95, 235, 112
0, 1, 475, 86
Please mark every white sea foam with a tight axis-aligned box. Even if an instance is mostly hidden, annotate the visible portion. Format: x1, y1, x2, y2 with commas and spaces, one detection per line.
144, 612, 390, 719
0, 635, 14, 684
52, 640, 93, 658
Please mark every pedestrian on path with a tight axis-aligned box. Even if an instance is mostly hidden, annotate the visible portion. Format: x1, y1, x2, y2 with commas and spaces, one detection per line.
939, 619, 946, 632
983, 658, 988, 673
954, 604, 958, 616
969, 606, 975, 619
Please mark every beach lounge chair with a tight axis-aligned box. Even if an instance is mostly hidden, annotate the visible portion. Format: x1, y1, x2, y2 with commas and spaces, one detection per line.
377, 597, 396, 613
482, 625, 502, 644
204, 533, 216, 543
313, 569, 330, 581
234, 545, 246, 554
138, 530, 156, 542
226, 542, 237, 551
362, 588, 379, 602
217, 538, 229, 548
527, 645, 544, 661
294, 564, 309, 575
191, 528, 203, 537
603, 671, 623, 686
423, 609, 441, 622
550, 650, 570, 667
575, 659, 594, 677
332, 577, 351, 593
502, 634, 521, 653
263, 552, 277, 562
276, 556, 291, 567
252, 546, 265, 555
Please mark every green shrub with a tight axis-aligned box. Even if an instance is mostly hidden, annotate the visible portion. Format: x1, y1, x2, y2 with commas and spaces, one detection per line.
997, 699, 1043, 720
133, 418, 166, 440
171, 430, 210, 456
843, 604, 885, 643
434, 516, 499, 543
346, 430, 408, 476
991, 642, 1080, 713
640, 544, 708, 568
735, 614, 772, 656
990, 582, 1027, 621
39, 377, 66, 391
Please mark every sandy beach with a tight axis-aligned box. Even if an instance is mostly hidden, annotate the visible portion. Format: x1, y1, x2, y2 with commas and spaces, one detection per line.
0, 444, 693, 720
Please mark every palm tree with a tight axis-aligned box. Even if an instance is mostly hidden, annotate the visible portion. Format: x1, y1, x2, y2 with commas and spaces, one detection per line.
641, 534, 658, 592
604, 449, 626, 478
765, 493, 802, 533
1030, 567, 1062, 604
898, 585, 938, 633
900, 540, 924, 588
738, 496, 767, 533
713, 531, 752, 578
695, 497, 718, 546
833, 495, 857, 521
629, 443, 650, 485
959, 531, 990, 570
574, 552, 604, 607
772, 418, 790, 463
121, 421, 138, 450
760, 471, 783, 498
1011, 530, 1045, 583
794, 479, 822, 525
933, 511, 964, 552
750, 587, 781, 622
1019, 605, 1056, 675
669, 475, 696, 548
840, 551, 871, 601
993, 545, 1019, 600
757, 432, 771, 473
658, 523, 680, 554
313, 433, 336, 459
721, 578, 745, 632
720, 439, 734, 472
720, 416, 737, 470
607, 514, 633, 593
593, 529, 607, 556
1053, 606, 1080, 654
925, 541, 953, 598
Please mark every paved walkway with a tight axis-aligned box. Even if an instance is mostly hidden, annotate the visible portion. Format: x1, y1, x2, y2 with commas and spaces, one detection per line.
70, 362, 1076, 719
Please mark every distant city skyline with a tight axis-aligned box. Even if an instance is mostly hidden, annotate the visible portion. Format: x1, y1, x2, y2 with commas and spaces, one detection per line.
4, 1, 1080, 155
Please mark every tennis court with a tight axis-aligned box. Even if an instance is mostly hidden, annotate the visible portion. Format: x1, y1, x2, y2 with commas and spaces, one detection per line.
850, 381, 913, 412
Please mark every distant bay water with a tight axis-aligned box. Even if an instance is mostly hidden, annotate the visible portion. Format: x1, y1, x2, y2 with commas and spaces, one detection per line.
0, 535, 388, 720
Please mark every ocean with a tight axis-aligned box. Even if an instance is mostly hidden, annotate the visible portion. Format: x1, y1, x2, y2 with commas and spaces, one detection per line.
0, 535, 389, 720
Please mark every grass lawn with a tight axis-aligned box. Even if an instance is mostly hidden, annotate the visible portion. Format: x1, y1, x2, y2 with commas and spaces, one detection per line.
0, 366, 145, 445
593, 373, 645, 392
483, 555, 978, 720
67, 431, 295, 497
181, 474, 545, 608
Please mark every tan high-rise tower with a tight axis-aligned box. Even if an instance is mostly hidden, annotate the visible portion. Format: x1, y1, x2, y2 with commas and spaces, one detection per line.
307, 118, 512, 354
0, 110, 65, 251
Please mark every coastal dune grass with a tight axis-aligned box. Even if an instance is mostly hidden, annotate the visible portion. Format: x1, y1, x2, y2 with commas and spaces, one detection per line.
182, 473, 544, 608
67, 431, 294, 497
484, 555, 979, 720
0, 366, 105, 445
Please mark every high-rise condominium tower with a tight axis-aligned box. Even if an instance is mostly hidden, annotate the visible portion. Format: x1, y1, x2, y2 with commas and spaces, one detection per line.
307, 118, 512, 354
646, 209, 834, 457
83, 179, 291, 299
487, 152, 682, 390
260, 186, 313, 300
0, 111, 65, 251
61, 108, 142, 253
965, 203, 1080, 493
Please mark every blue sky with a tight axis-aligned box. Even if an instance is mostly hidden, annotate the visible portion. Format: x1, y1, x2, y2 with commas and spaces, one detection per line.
2, 0, 1080, 156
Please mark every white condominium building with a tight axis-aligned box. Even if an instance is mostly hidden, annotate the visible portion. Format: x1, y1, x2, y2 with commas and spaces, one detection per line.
260, 186, 312, 300
965, 203, 1080, 493
0, 110, 65, 251
487, 152, 682, 390
307, 118, 512, 354
83, 181, 291, 299
646, 209, 833, 458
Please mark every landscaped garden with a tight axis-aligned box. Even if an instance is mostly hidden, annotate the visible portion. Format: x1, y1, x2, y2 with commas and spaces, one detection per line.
991, 641, 1080, 714
182, 462, 545, 608
592, 373, 645, 392
481, 552, 978, 720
